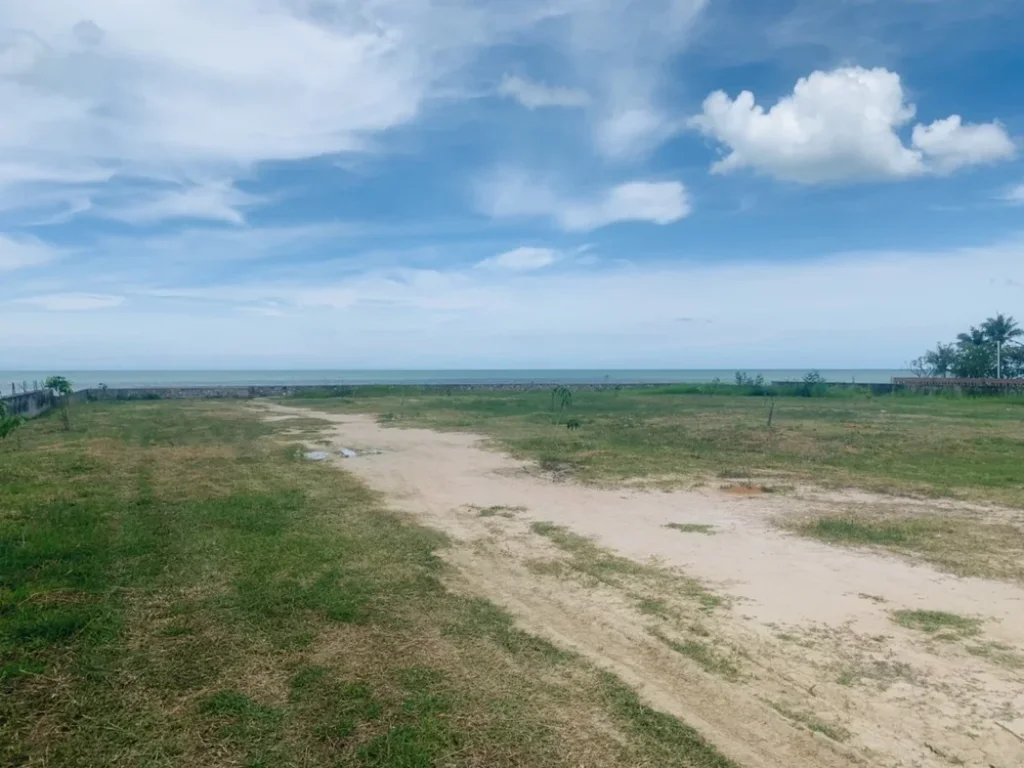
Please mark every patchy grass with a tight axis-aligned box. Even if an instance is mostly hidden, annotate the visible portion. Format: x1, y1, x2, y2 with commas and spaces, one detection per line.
0, 401, 737, 768
471, 504, 527, 518
792, 513, 1024, 583
665, 523, 716, 535
529, 522, 724, 612
650, 630, 741, 681
283, 387, 1024, 508
799, 517, 912, 546
892, 610, 982, 639
767, 701, 850, 743
598, 673, 738, 768
833, 658, 918, 690
965, 642, 1024, 669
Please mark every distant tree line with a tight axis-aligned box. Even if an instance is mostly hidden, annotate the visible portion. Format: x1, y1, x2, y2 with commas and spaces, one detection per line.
912, 314, 1024, 379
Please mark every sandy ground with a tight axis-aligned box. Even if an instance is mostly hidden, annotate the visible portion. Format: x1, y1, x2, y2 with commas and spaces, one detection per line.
262, 404, 1024, 768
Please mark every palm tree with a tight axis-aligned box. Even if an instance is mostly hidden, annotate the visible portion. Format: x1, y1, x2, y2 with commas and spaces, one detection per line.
981, 314, 1023, 379
956, 326, 987, 347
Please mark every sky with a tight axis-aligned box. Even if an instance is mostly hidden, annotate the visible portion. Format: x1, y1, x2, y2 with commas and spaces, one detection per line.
1, 0, 1023, 370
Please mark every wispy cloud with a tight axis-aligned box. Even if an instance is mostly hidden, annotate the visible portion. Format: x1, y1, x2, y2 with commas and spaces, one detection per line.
6, 238, 1024, 368
0, 234, 62, 271
999, 183, 1024, 205
477, 246, 560, 271
14, 293, 124, 311
497, 75, 589, 109
98, 181, 262, 226
478, 170, 691, 231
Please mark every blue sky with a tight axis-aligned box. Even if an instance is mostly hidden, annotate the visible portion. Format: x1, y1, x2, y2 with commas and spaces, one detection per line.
1, 0, 1023, 369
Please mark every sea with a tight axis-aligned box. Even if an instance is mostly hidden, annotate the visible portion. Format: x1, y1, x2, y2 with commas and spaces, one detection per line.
0, 369, 911, 393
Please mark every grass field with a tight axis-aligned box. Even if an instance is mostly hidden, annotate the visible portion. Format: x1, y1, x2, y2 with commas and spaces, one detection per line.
290, 386, 1024, 506
0, 401, 736, 768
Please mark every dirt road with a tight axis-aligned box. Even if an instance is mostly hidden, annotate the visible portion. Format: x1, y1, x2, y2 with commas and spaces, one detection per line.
264, 404, 1024, 768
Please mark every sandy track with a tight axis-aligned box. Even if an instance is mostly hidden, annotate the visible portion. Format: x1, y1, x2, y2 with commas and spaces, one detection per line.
263, 404, 1024, 768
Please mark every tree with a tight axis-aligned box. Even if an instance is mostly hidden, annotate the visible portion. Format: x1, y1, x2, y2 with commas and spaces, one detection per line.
44, 376, 74, 431
913, 343, 957, 377
951, 339, 996, 378
915, 315, 1022, 381
550, 385, 572, 424
981, 314, 1023, 379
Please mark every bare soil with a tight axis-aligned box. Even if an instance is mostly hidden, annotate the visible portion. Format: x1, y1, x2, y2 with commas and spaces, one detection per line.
263, 404, 1024, 768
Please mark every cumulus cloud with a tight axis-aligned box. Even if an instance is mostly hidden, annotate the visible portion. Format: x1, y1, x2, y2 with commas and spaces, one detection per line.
477, 247, 560, 271
479, 171, 690, 231
911, 116, 1016, 174
497, 75, 589, 109
691, 66, 1016, 183
0, 234, 61, 271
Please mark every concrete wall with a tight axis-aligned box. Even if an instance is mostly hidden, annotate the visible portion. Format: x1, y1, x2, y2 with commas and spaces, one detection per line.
1, 390, 56, 418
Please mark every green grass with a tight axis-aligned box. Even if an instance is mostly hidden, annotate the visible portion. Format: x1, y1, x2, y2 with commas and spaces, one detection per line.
283, 387, 1024, 508
0, 401, 738, 767
665, 523, 716, 535
892, 610, 982, 639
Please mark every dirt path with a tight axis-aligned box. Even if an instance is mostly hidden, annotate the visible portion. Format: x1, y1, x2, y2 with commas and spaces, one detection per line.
263, 404, 1024, 768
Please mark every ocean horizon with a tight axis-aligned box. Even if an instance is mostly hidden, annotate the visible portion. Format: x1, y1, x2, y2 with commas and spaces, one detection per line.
1, 369, 912, 393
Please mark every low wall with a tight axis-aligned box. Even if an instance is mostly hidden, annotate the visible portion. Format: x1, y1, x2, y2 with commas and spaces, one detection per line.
1, 390, 56, 418
893, 377, 1024, 394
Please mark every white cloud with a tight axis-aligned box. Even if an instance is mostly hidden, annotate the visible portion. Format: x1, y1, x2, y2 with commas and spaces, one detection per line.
911, 116, 1016, 174
100, 181, 259, 225
0, 1, 714, 222
479, 171, 691, 231
15, 293, 124, 311
497, 75, 589, 109
691, 66, 1015, 183
0, 1, 550, 223
477, 247, 560, 271
0, 234, 61, 271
